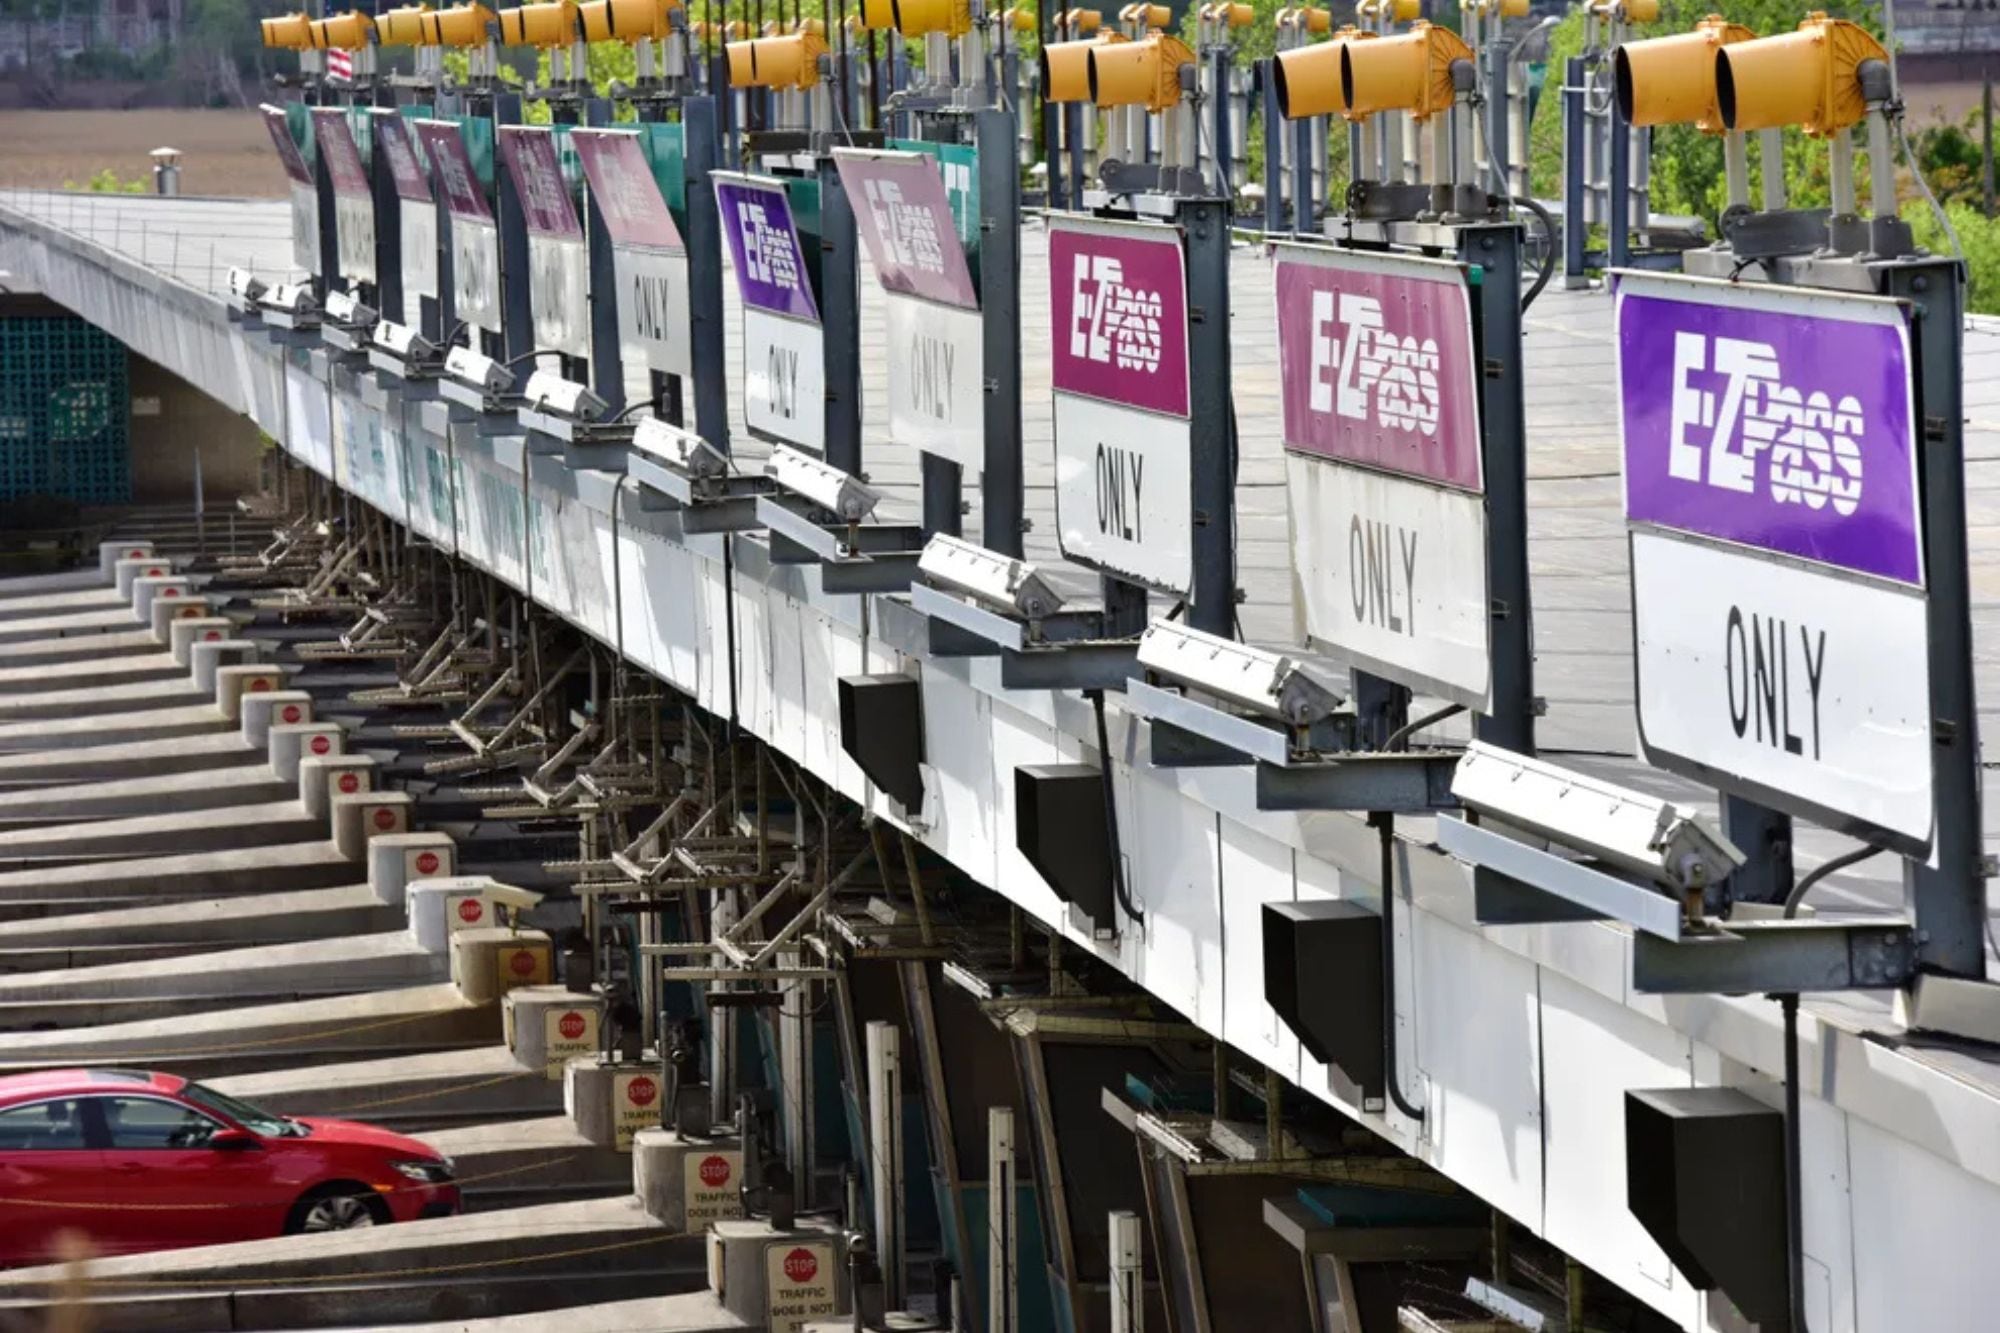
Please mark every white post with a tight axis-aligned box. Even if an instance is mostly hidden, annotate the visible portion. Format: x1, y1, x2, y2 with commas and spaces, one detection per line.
867, 1019, 905, 1309
988, 1107, 1018, 1333
1109, 1209, 1144, 1333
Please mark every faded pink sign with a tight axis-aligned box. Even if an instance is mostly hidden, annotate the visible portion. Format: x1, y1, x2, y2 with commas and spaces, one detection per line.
498, 126, 583, 241
310, 108, 371, 200
571, 130, 682, 252
372, 111, 431, 204
1049, 216, 1188, 419
1274, 244, 1484, 492
415, 120, 491, 223
835, 149, 976, 311
259, 104, 312, 185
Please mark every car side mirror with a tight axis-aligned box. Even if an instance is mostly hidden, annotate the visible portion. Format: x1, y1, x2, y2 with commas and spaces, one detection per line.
209, 1128, 261, 1151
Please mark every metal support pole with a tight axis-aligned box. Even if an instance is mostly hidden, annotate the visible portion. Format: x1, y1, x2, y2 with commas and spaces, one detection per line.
1884, 257, 1986, 978
1208, 48, 1232, 197
978, 107, 1025, 557
583, 97, 627, 414
1180, 196, 1234, 637
370, 111, 405, 325
1462, 221, 1536, 754
682, 97, 730, 453
867, 1020, 905, 1308
1109, 1210, 1144, 1333
988, 1106, 1017, 1333
495, 92, 536, 383
1608, 110, 1631, 271
780, 960, 815, 1214
1261, 63, 1284, 233
1484, 42, 1511, 197
818, 153, 864, 476
315, 125, 340, 296
1290, 113, 1312, 235
433, 131, 457, 347
1722, 797, 1793, 907
1561, 56, 1587, 286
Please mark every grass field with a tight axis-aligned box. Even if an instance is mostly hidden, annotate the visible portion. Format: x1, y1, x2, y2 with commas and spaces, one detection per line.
0, 109, 286, 198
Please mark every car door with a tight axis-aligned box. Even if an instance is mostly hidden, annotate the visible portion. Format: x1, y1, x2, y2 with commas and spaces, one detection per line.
91, 1094, 286, 1252
0, 1097, 108, 1267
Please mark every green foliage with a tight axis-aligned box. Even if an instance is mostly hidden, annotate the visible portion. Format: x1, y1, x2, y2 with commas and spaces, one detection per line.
1905, 200, 2000, 316
61, 168, 149, 194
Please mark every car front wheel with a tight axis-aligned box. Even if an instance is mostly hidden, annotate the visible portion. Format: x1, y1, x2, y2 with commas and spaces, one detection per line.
286, 1184, 391, 1234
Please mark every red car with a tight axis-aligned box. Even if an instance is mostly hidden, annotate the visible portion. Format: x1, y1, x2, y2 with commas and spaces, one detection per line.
0, 1068, 459, 1266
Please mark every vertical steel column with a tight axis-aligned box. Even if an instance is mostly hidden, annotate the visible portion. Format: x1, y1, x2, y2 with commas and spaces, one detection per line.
1262, 62, 1284, 232
684, 96, 732, 454
495, 93, 537, 381
1209, 48, 1232, 196
779, 963, 815, 1214
1561, 56, 1587, 284
1461, 221, 1536, 754
1608, 108, 1631, 271
1886, 257, 1986, 977
434, 138, 458, 346
583, 98, 627, 414
867, 1020, 906, 1309
1181, 196, 1235, 637
988, 1107, 1018, 1333
371, 112, 406, 324
817, 154, 864, 476
1723, 797, 1794, 907
1484, 41, 1510, 198
979, 107, 1026, 557
1109, 1210, 1144, 1333
1290, 113, 1313, 234
315, 127, 340, 295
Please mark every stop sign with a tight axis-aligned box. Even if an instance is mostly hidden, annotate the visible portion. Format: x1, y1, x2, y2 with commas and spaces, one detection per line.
416, 851, 440, 875
281, 705, 302, 723
625, 1076, 658, 1107
337, 773, 360, 794
783, 1248, 818, 1283
146, 566, 164, 577
126, 548, 144, 558
372, 807, 397, 831
558, 1011, 586, 1040
249, 677, 273, 692
181, 606, 200, 618
699, 1155, 731, 1188
204, 630, 222, 641
457, 898, 485, 924
310, 735, 333, 755
162, 587, 179, 598
508, 949, 537, 977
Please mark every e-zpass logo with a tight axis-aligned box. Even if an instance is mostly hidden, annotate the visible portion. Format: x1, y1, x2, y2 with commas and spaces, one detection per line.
1666, 331, 1864, 515
1307, 291, 1440, 433
862, 178, 946, 275
736, 200, 802, 292
1068, 254, 1163, 375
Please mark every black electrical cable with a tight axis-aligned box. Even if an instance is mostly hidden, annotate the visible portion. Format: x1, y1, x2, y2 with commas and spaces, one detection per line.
1091, 689, 1143, 927
1383, 702, 1465, 752
608, 388, 669, 423
1509, 194, 1556, 314
1780, 990, 1805, 1333
1783, 843, 1884, 919
498, 345, 562, 368
1375, 812, 1425, 1122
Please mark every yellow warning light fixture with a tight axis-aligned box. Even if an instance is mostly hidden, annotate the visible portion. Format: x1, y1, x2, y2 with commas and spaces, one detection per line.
1118, 3, 1171, 30
725, 31, 827, 90
579, 0, 679, 42
311, 10, 376, 49
1088, 32, 1193, 111
1356, 0, 1420, 22
857, 0, 896, 29
1462, 0, 1529, 17
1042, 31, 1122, 103
422, 3, 495, 45
498, 0, 578, 47
377, 5, 431, 45
261, 12, 314, 48
1716, 13, 1889, 137
1204, 3, 1255, 28
1613, 15, 1753, 132
893, 0, 972, 38
1062, 8, 1102, 35
796, 16, 825, 36
1007, 7, 1037, 32
1274, 27, 1372, 120
1340, 20, 1472, 120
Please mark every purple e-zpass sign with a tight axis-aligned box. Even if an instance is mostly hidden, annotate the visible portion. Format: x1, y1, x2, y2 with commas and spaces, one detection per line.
373, 112, 431, 203
415, 120, 490, 222
498, 126, 582, 240
1274, 244, 1483, 492
309, 108, 370, 199
1618, 273, 1923, 587
1049, 218, 1188, 419
716, 174, 818, 323
260, 104, 311, 185
834, 149, 976, 311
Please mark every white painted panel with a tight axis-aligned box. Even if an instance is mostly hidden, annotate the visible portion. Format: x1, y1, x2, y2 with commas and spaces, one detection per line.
698, 558, 734, 720
401, 203, 437, 301
1631, 530, 1933, 851
1053, 393, 1191, 595
284, 363, 333, 478
1849, 1112, 2000, 1332
1290, 850, 1347, 1095
1412, 911, 1544, 1232
744, 309, 824, 452
560, 499, 617, 646
1539, 969, 1692, 1324
732, 571, 773, 742
988, 703, 1083, 932
527, 488, 567, 614
915, 668, 995, 880
1124, 774, 1221, 1031
1217, 821, 1299, 1079
801, 610, 869, 806
1795, 1086, 1855, 1333
766, 591, 809, 766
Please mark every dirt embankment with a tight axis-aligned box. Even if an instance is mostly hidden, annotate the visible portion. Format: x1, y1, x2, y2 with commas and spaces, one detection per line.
0, 109, 286, 197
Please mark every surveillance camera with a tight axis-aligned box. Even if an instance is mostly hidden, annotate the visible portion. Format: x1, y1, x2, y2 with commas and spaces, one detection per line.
522, 369, 610, 423
764, 445, 880, 524
324, 288, 379, 328
1136, 619, 1344, 727
918, 534, 1064, 621
485, 884, 545, 912
633, 416, 728, 480
262, 282, 319, 317
444, 344, 512, 397
373, 318, 440, 362
227, 266, 267, 306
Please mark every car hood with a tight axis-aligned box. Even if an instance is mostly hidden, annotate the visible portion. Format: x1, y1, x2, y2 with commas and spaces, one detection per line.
289, 1116, 447, 1162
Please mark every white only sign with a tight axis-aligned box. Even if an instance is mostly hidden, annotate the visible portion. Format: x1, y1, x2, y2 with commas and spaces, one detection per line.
744, 307, 825, 453
289, 182, 320, 276
1286, 454, 1492, 710
402, 203, 438, 301
617, 245, 692, 376
453, 216, 502, 336
1053, 393, 1192, 595
334, 192, 375, 285
886, 294, 983, 470
528, 236, 591, 360
1631, 528, 1935, 853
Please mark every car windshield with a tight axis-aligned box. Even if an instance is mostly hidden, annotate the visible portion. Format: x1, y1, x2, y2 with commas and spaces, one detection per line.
179, 1082, 303, 1138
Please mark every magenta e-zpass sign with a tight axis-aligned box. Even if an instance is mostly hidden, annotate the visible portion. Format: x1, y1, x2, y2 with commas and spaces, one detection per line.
1616, 272, 1922, 587
572, 129, 688, 376
499, 126, 588, 359
309, 107, 374, 284
834, 149, 976, 311
417, 119, 499, 334
1275, 244, 1483, 492
1049, 217, 1188, 418
260, 103, 317, 275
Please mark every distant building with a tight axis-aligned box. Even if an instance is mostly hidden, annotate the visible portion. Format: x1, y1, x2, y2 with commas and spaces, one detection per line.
0, 0, 187, 71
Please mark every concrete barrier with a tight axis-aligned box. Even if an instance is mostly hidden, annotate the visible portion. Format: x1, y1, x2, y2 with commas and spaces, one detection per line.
130, 574, 192, 624
149, 594, 213, 644
330, 790, 413, 859
450, 926, 553, 1004
215, 663, 286, 722
298, 753, 376, 818
241, 689, 312, 747
367, 832, 455, 905
709, 1217, 851, 1329
270, 721, 344, 782
634, 1129, 746, 1232
504, 985, 605, 1079
113, 556, 173, 599
170, 616, 234, 667
99, 540, 154, 582
406, 875, 504, 951
191, 638, 258, 693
